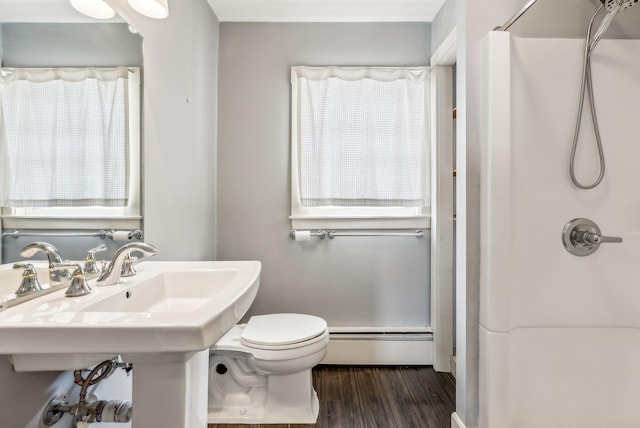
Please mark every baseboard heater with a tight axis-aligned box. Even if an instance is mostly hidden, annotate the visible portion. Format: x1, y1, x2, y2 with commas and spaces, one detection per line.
321, 326, 434, 366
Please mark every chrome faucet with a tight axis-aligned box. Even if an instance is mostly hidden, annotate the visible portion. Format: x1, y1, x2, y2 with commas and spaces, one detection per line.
97, 242, 158, 286
20, 242, 72, 285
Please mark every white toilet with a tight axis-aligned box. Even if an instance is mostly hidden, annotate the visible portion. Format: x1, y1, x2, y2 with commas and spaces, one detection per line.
207, 313, 329, 424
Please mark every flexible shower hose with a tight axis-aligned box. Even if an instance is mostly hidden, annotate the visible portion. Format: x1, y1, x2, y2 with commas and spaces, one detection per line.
570, 4, 606, 190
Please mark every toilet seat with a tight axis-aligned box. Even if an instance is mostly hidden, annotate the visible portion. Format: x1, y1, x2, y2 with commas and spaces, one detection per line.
211, 313, 330, 362
241, 314, 327, 350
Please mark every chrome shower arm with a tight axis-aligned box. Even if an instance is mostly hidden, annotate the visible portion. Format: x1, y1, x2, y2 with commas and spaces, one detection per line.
495, 0, 540, 31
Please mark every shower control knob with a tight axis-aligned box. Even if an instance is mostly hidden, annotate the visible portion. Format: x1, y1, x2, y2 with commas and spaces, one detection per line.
562, 218, 623, 256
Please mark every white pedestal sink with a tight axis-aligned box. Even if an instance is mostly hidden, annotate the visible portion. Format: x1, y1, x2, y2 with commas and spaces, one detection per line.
125, 350, 210, 427
0, 261, 261, 428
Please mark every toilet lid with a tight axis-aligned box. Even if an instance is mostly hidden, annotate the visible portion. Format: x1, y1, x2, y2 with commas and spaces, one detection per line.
241, 313, 327, 347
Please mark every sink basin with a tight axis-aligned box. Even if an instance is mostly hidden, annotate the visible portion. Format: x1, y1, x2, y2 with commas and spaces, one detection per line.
0, 261, 261, 371
85, 269, 242, 313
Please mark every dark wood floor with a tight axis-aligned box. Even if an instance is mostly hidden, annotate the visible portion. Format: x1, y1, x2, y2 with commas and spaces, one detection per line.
208, 365, 456, 428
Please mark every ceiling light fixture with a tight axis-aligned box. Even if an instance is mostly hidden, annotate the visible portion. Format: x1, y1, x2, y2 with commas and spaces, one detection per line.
69, 0, 116, 19
128, 0, 169, 19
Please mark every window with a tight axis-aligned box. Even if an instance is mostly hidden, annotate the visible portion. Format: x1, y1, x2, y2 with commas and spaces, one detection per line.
0, 67, 141, 229
290, 66, 430, 229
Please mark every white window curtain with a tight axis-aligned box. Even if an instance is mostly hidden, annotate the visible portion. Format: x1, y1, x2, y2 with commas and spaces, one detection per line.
292, 66, 429, 209
0, 67, 130, 208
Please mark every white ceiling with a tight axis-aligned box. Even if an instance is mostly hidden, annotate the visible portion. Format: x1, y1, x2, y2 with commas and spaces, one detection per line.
207, 0, 446, 22
0, 0, 446, 23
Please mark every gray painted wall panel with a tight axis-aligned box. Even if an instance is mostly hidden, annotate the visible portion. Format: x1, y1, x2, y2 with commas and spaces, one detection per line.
431, 0, 460, 53
217, 23, 432, 328
1, 23, 142, 67
135, 0, 219, 261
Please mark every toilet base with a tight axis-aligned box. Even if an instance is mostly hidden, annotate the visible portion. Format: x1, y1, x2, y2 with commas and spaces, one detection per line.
208, 353, 320, 424
207, 388, 319, 424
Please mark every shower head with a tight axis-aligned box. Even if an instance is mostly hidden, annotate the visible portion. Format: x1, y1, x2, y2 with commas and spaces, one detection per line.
590, 0, 639, 50
601, 0, 638, 12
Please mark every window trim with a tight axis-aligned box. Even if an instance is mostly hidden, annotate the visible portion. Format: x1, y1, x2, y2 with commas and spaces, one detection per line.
0, 67, 142, 230
289, 65, 431, 230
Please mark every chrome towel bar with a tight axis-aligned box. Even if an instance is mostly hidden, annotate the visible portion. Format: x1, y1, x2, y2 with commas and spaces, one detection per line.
2, 229, 144, 240
289, 229, 424, 240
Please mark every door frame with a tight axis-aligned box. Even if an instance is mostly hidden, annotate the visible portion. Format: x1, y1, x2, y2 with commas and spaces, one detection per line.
430, 27, 457, 373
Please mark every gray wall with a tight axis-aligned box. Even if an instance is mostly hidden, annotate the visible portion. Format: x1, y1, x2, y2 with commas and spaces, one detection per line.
115, 0, 220, 261
1, 23, 142, 67
217, 23, 432, 328
431, 0, 460, 53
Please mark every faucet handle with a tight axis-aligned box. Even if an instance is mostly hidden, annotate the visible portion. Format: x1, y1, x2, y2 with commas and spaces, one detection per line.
84, 244, 108, 279
86, 244, 108, 259
12, 263, 43, 297
51, 263, 92, 297
13, 262, 35, 272
120, 253, 137, 278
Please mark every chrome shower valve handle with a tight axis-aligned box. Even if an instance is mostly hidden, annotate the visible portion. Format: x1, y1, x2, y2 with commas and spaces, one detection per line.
574, 230, 622, 245
596, 234, 624, 243
562, 218, 623, 256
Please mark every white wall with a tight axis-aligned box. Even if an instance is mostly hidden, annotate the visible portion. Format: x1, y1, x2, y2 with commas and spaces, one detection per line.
216, 23, 432, 330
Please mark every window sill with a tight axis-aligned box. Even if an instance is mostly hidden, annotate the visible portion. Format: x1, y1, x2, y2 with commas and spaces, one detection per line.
289, 215, 430, 230
1, 216, 142, 230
